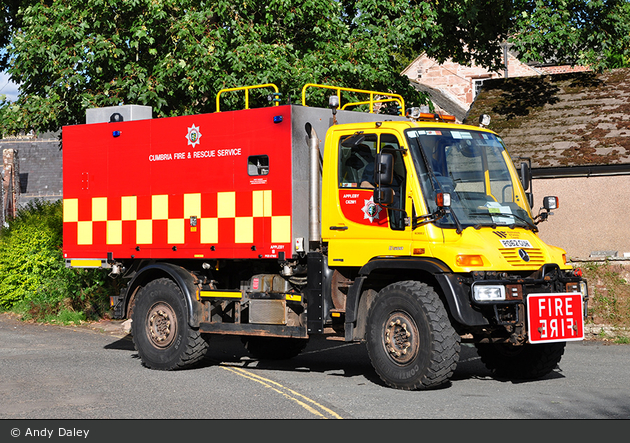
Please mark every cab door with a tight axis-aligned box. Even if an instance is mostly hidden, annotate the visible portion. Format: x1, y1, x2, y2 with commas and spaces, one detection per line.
322, 129, 413, 267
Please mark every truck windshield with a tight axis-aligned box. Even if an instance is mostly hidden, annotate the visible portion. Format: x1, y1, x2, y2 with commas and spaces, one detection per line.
406, 128, 535, 231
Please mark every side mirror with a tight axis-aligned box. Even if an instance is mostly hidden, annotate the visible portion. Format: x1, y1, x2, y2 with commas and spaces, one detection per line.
375, 152, 394, 186
519, 161, 531, 191
374, 187, 394, 206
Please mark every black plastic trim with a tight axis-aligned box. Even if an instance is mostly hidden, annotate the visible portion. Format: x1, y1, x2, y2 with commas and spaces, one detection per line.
124, 262, 201, 327
345, 256, 488, 327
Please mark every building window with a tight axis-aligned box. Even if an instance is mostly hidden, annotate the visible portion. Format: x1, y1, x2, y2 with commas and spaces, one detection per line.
473, 79, 486, 99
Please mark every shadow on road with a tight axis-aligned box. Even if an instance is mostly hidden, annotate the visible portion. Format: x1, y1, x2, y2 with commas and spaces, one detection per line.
103, 333, 566, 388
104, 334, 135, 351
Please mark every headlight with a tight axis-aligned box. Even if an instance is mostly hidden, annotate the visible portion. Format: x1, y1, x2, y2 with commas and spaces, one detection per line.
473, 285, 506, 302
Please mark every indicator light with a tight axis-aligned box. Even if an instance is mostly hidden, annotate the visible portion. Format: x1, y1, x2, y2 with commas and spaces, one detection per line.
273, 115, 283, 123
456, 255, 485, 267
436, 192, 451, 207
112, 130, 121, 137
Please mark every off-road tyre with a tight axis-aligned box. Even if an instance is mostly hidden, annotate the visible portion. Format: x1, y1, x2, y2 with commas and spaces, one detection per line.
475, 341, 566, 380
131, 278, 208, 370
366, 281, 460, 390
242, 337, 309, 360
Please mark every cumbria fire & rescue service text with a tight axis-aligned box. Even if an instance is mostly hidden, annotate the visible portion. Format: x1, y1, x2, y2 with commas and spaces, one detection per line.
149, 148, 242, 162
20, 427, 89, 438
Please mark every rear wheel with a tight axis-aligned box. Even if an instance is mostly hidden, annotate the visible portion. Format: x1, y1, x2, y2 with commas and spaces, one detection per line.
366, 281, 460, 390
475, 342, 566, 380
131, 278, 208, 370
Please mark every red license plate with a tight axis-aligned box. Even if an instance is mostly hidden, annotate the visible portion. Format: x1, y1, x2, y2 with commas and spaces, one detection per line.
527, 293, 584, 344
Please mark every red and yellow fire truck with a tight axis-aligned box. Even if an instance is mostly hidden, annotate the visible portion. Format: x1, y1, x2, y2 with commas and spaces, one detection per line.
63, 84, 588, 390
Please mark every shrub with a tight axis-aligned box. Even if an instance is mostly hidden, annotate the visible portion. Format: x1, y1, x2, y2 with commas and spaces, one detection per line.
0, 199, 117, 323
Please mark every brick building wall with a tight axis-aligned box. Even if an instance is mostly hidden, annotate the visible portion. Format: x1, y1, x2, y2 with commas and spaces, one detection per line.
402, 53, 542, 115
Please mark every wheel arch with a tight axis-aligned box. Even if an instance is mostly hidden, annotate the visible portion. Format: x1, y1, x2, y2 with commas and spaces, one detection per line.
123, 263, 202, 328
344, 256, 487, 341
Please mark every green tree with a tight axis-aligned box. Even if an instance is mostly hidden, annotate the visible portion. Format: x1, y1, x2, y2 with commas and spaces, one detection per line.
1, 0, 629, 135
509, 0, 630, 71
0, 0, 430, 134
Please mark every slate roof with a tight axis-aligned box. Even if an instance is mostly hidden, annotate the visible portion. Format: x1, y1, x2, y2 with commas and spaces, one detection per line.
464, 68, 630, 172
410, 79, 469, 123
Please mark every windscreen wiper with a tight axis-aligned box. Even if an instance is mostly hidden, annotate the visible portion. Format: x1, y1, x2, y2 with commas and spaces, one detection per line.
469, 211, 538, 232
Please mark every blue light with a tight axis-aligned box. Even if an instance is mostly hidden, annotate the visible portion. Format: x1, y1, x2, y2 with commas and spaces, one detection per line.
112, 130, 121, 137
273, 115, 283, 124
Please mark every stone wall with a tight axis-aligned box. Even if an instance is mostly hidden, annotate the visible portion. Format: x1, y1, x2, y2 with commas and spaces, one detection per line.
1, 137, 62, 209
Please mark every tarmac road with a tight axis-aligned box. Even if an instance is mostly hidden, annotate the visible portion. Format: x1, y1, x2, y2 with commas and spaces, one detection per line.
0, 312, 629, 424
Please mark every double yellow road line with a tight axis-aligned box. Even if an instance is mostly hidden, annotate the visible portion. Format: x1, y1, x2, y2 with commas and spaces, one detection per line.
221, 365, 343, 419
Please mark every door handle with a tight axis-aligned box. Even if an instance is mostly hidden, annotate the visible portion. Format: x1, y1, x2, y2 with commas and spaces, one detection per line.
329, 226, 348, 231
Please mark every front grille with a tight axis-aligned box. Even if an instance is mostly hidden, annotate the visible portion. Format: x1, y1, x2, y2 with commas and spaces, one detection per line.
499, 248, 546, 267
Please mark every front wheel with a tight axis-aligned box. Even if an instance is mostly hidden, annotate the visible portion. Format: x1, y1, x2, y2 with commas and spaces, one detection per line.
366, 281, 460, 390
131, 278, 208, 370
475, 342, 566, 380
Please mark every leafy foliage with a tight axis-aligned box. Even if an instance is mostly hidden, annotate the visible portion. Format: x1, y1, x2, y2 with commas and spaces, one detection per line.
1, 1, 629, 135
509, 0, 630, 71
0, 0, 429, 134
0, 200, 116, 323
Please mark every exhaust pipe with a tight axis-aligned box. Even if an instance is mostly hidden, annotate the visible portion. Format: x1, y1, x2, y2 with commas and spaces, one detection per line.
306, 122, 321, 250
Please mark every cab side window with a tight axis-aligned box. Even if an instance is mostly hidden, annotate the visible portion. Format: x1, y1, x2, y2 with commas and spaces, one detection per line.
339, 134, 377, 188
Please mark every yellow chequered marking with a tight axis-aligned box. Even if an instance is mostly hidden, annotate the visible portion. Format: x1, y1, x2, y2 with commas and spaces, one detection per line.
200, 218, 218, 244
136, 219, 153, 244
77, 221, 93, 245
263, 190, 272, 216
63, 199, 78, 223
235, 217, 254, 243
65, 190, 290, 248
107, 220, 122, 245
184, 193, 201, 218
271, 215, 291, 243
121, 196, 137, 221
92, 197, 108, 222
252, 190, 272, 217
217, 192, 236, 218
253, 190, 264, 217
152, 194, 169, 220
168, 219, 185, 244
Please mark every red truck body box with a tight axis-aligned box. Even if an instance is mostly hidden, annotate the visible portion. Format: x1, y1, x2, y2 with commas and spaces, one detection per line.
63, 106, 296, 262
